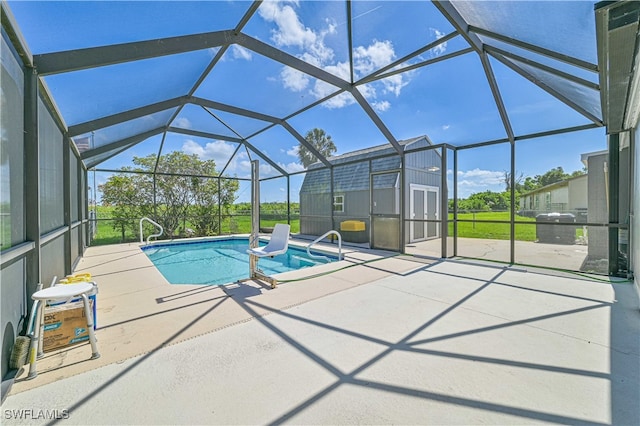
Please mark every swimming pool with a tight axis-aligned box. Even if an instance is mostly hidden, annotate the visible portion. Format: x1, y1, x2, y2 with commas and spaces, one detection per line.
141, 237, 336, 285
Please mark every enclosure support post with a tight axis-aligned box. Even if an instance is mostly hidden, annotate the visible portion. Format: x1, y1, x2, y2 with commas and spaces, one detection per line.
84, 168, 90, 248
249, 160, 260, 278
63, 135, 72, 275
153, 174, 157, 218
452, 147, 458, 257
25, 67, 41, 309
330, 167, 335, 235
510, 141, 516, 265
217, 177, 222, 234
287, 175, 291, 225
609, 132, 620, 276
441, 148, 448, 258
399, 155, 405, 252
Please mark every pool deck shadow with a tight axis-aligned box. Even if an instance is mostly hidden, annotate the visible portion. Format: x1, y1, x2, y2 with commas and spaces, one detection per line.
3, 237, 638, 425
9, 238, 409, 393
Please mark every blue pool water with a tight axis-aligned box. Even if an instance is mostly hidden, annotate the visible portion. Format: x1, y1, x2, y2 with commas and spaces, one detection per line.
141, 238, 335, 285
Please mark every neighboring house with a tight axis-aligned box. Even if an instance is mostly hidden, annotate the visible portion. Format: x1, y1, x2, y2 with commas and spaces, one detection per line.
519, 174, 588, 218
299, 136, 442, 249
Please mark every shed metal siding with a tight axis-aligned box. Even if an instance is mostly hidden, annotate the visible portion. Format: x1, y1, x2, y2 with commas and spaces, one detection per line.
299, 136, 441, 245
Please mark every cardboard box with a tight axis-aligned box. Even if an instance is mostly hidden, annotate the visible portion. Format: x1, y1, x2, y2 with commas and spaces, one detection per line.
43, 300, 94, 352
49, 286, 98, 330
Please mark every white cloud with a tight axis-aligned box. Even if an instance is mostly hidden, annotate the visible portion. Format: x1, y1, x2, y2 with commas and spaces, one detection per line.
372, 100, 390, 112
322, 60, 350, 80
259, 0, 317, 48
430, 28, 448, 57
182, 139, 236, 162
321, 91, 354, 109
353, 40, 395, 75
358, 83, 377, 100
279, 161, 305, 173
173, 117, 192, 129
259, 1, 412, 110
456, 168, 505, 198
309, 61, 352, 105
259, 1, 335, 64
260, 163, 274, 176
457, 168, 504, 188
380, 73, 408, 97
286, 145, 299, 157
231, 44, 252, 61
281, 66, 309, 91
442, 124, 451, 131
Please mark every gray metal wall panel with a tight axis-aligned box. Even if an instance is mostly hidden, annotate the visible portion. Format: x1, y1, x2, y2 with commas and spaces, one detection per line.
70, 149, 79, 222
1, 259, 26, 379
588, 153, 609, 224
71, 226, 80, 266
633, 125, 639, 292
1, 34, 26, 248
333, 190, 369, 218
587, 152, 609, 259
41, 236, 66, 288
80, 171, 86, 221
372, 189, 396, 214
619, 145, 630, 227
81, 222, 87, 250
1, 30, 27, 381
300, 193, 331, 216
299, 215, 332, 236
38, 99, 64, 234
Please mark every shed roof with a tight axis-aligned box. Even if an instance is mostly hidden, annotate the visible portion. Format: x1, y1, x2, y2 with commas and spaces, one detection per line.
302, 136, 431, 193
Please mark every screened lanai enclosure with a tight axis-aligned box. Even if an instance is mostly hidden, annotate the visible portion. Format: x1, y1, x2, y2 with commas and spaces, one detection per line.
1, 0, 639, 386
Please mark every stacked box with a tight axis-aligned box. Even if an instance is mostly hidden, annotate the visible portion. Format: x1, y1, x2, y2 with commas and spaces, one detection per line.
49, 281, 98, 329
43, 300, 94, 352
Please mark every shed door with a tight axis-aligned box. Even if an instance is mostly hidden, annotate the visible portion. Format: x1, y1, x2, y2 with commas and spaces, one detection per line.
426, 187, 439, 238
410, 184, 439, 242
370, 171, 401, 251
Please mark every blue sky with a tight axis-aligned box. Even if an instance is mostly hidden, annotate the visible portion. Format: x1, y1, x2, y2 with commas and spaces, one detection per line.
8, 0, 606, 203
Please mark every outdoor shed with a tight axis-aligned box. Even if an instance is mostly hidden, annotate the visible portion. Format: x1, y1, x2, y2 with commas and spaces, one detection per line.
299, 136, 442, 248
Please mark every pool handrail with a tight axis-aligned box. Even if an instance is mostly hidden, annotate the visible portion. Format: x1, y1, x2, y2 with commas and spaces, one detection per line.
307, 230, 342, 261
139, 217, 163, 245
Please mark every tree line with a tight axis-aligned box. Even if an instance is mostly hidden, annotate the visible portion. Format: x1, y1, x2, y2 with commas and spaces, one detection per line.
99, 128, 333, 239
455, 166, 586, 212
100, 152, 238, 238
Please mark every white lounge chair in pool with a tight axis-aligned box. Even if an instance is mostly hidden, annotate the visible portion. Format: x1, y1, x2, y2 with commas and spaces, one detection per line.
247, 223, 290, 258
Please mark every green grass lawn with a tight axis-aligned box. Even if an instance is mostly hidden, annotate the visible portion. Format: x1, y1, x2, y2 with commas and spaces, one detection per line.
91, 208, 576, 246
454, 211, 537, 241
91, 207, 301, 246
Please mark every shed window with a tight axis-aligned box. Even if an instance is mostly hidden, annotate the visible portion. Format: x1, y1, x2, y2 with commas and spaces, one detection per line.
333, 195, 344, 212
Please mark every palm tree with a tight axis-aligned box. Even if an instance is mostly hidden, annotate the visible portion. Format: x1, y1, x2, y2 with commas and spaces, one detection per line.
299, 128, 336, 167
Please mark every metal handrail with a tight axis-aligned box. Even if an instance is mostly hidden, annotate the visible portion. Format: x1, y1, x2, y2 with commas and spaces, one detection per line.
307, 230, 342, 261
139, 217, 163, 245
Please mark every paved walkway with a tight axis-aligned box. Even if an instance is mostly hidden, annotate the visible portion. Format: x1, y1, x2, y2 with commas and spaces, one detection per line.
3, 246, 638, 425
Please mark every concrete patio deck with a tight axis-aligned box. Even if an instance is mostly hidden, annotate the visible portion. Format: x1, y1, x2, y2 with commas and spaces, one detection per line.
2, 238, 639, 425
